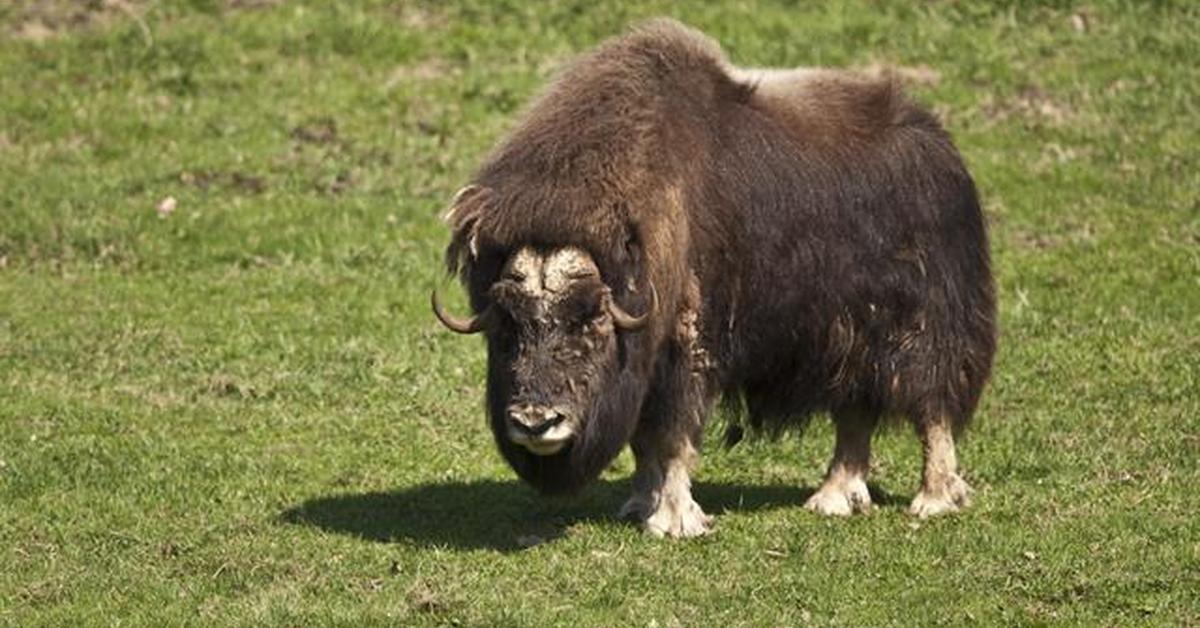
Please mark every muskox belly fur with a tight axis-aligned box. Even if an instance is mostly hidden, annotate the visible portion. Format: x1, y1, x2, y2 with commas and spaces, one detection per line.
435, 19, 996, 536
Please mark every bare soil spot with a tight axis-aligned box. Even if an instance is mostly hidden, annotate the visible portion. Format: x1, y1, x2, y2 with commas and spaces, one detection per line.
178, 170, 267, 194
203, 373, 269, 400
291, 118, 339, 145
1009, 220, 1098, 251
406, 580, 453, 614
383, 58, 454, 91
860, 62, 942, 88
226, 0, 283, 9
282, 115, 394, 194
6, 0, 148, 41
1010, 229, 1063, 251
979, 84, 1078, 127
316, 170, 355, 196
394, 5, 446, 30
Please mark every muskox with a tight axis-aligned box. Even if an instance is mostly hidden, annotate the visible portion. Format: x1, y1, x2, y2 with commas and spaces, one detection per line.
433, 19, 995, 537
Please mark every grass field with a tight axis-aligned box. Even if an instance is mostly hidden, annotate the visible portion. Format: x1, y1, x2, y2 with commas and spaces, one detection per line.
1, 0, 1197, 625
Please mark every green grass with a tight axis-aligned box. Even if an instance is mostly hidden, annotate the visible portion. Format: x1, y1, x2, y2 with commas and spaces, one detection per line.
2, 1, 1197, 625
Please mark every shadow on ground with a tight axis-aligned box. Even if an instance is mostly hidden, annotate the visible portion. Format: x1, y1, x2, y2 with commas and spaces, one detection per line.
281, 479, 905, 551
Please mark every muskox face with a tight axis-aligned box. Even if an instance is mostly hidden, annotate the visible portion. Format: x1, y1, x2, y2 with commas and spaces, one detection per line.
434, 245, 655, 494
488, 247, 619, 456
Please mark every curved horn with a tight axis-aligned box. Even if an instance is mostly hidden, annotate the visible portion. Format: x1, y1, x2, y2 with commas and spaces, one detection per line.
431, 291, 491, 334
608, 283, 657, 331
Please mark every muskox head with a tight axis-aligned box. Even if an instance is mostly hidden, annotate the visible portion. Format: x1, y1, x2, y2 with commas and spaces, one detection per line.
434, 245, 658, 494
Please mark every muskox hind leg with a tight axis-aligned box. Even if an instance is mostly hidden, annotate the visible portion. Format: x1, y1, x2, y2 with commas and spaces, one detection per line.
908, 416, 972, 517
804, 408, 876, 516
621, 430, 712, 538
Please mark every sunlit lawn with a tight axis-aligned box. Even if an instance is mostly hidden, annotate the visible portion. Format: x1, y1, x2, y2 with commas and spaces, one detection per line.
1, 1, 1197, 625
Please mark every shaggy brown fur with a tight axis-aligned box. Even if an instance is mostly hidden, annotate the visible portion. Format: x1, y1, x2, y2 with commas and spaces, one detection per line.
439, 19, 995, 528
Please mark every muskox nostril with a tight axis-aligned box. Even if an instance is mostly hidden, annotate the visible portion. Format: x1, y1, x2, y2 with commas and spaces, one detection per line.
508, 406, 566, 437
530, 413, 562, 436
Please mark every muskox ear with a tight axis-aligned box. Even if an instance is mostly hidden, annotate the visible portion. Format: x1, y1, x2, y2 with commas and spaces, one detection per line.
443, 184, 492, 278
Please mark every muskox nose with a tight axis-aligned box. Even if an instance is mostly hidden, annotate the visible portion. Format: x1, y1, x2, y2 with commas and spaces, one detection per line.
508, 405, 567, 437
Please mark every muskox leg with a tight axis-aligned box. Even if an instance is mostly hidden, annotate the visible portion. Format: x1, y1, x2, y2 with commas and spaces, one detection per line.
908, 417, 972, 517
621, 434, 712, 538
804, 409, 875, 516
617, 442, 661, 523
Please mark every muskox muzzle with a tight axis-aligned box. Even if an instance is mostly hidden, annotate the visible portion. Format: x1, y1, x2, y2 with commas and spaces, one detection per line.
505, 403, 573, 455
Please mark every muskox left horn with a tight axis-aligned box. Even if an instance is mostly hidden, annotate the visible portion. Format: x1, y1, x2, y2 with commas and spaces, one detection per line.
431, 291, 491, 334
608, 283, 657, 331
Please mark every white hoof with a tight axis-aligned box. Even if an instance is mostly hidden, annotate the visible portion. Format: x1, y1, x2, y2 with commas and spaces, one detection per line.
804, 476, 872, 516
642, 497, 713, 538
908, 474, 972, 518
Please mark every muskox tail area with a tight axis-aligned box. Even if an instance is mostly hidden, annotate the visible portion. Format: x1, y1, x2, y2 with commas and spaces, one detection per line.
921, 147, 997, 437
869, 109, 997, 438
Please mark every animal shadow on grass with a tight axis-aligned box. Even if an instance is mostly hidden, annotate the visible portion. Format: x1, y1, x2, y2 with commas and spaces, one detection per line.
281, 479, 896, 551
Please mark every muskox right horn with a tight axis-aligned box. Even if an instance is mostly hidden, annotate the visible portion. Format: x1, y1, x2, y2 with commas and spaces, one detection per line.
431, 291, 491, 334
608, 283, 657, 331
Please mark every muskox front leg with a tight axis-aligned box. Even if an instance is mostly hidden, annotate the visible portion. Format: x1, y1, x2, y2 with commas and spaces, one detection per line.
908, 417, 972, 517
621, 434, 712, 538
621, 300, 714, 538
804, 409, 876, 516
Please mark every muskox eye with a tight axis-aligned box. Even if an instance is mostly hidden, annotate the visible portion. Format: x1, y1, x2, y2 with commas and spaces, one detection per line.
489, 279, 523, 305
562, 291, 604, 326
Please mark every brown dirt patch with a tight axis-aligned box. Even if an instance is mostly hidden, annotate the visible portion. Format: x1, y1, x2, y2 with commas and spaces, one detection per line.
860, 62, 942, 88
383, 58, 454, 91
393, 5, 447, 30
979, 84, 1078, 127
226, 0, 284, 9
291, 117, 340, 146
5, 0, 148, 41
178, 170, 267, 195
